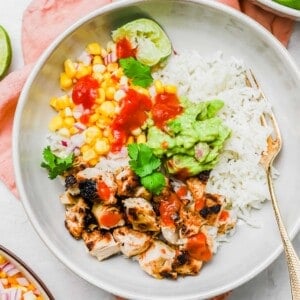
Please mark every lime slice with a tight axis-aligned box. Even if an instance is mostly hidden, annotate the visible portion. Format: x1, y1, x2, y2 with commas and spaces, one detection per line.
273, 0, 300, 9
0, 25, 12, 79
112, 18, 172, 66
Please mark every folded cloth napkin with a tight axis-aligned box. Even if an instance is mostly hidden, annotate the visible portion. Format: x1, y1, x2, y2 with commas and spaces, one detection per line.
0, 0, 295, 298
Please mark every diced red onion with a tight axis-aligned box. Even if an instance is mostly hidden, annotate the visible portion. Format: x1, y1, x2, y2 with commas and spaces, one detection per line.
61, 140, 68, 147
74, 122, 86, 131
0, 261, 9, 270
0, 291, 8, 300
16, 277, 29, 286
2, 263, 14, 273
6, 267, 19, 277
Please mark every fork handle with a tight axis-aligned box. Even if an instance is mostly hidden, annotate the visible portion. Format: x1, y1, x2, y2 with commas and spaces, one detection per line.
267, 170, 300, 300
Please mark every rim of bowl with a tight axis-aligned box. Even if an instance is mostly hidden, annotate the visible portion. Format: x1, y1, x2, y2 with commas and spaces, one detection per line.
0, 244, 54, 299
252, 0, 300, 20
13, 0, 300, 299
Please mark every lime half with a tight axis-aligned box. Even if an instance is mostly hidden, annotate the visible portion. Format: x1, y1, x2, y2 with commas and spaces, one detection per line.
112, 18, 172, 67
0, 25, 12, 79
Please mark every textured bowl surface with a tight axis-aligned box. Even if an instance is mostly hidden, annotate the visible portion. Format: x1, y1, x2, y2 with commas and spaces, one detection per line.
250, 0, 300, 20
13, 0, 300, 299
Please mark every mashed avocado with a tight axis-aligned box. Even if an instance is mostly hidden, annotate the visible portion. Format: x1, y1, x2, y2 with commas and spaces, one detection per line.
146, 98, 231, 177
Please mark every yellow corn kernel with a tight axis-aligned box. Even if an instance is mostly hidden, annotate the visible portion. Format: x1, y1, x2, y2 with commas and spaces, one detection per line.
136, 133, 146, 144
75, 63, 92, 79
83, 149, 97, 162
52, 95, 72, 110
64, 59, 77, 78
131, 128, 142, 136
80, 144, 90, 153
86, 42, 102, 55
114, 68, 124, 78
164, 84, 177, 94
126, 136, 134, 145
154, 80, 164, 94
107, 63, 118, 72
84, 126, 101, 144
0, 271, 6, 279
64, 117, 75, 128
60, 72, 73, 90
92, 72, 103, 83
94, 138, 110, 155
49, 97, 58, 110
105, 86, 116, 100
89, 158, 99, 166
0, 255, 6, 264
132, 85, 150, 97
93, 55, 103, 65
96, 116, 111, 129
89, 113, 100, 123
96, 88, 105, 104
98, 101, 116, 117
57, 127, 70, 137
48, 115, 63, 131
69, 127, 79, 135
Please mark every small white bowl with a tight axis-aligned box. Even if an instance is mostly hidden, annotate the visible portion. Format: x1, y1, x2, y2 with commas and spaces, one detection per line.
250, 0, 300, 20
13, 0, 300, 299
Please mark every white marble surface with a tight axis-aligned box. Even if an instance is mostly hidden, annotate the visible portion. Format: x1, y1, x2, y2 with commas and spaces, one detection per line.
0, 1, 300, 299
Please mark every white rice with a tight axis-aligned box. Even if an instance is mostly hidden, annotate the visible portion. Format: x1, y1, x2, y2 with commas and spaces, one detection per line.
153, 50, 273, 222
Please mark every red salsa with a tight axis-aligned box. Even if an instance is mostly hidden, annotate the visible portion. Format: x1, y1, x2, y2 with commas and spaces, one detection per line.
111, 88, 152, 152
97, 181, 111, 202
159, 193, 181, 227
186, 232, 212, 262
72, 75, 99, 109
116, 37, 136, 59
152, 92, 183, 129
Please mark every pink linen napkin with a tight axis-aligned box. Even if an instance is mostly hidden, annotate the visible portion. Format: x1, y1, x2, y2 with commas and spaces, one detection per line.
0, 0, 295, 299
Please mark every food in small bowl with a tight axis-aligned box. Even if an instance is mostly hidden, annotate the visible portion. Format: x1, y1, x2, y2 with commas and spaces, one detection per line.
0, 245, 54, 300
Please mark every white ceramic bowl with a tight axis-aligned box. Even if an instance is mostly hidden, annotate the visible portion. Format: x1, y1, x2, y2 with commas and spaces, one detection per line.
250, 0, 300, 20
13, 0, 300, 299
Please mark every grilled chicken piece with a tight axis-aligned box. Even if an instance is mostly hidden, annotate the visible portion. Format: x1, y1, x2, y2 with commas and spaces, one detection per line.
138, 240, 177, 279
179, 208, 203, 239
77, 169, 118, 205
161, 226, 182, 245
199, 194, 224, 226
123, 197, 160, 232
113, 226, 152, 257
115, 167, 139, 197
65, 198, 88, 239
173, 251, 203, 276
133, 186, 152, 201
60, 191, 77, 205
186, 177, 206, 205
82, 229, 120, 261
217, 210, 236, 234
92, 203, 125, 230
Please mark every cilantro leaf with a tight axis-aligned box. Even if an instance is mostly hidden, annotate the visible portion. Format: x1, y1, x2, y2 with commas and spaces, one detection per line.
127, 143, 166, 194
141, 172, 166, 195
41, 146, 74, 179
119, 57, 153, 88
128, 143, 160, 177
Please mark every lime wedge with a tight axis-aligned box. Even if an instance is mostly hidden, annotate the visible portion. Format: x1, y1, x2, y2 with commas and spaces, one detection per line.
112, 18, 172, 67
0, 25, 12, 79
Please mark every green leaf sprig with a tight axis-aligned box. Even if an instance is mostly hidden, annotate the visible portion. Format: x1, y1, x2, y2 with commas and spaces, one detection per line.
119, 57, 153, 88
127, 143, 165, 195
41, 146, 74, 179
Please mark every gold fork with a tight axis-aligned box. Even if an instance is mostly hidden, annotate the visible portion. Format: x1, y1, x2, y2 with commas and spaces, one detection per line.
247, 70, 300, 299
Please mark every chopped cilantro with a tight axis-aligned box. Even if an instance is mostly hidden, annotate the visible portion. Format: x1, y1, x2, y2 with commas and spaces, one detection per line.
127, 143, 165, 195
41, 146, 74, 179
141, 173, 166, 195
119, 57, 153, 88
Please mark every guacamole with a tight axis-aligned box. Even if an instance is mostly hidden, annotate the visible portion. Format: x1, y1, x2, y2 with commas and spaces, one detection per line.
146, 97, 231, 177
